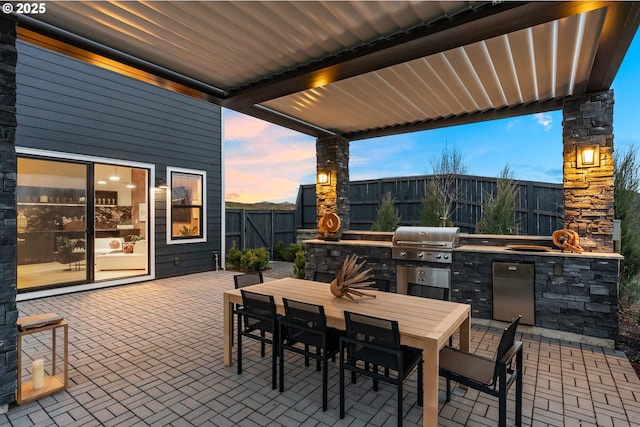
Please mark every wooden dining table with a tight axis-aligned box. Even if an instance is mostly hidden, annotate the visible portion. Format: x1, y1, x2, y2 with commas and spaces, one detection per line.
223, 277, 471, 427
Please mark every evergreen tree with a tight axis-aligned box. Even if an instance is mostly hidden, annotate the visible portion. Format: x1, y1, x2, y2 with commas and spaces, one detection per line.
614, 145, 640, 303
372, 192, 400, 231
476, 165, 518, 234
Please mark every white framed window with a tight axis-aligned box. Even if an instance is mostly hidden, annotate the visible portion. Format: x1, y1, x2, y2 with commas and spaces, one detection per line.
167, 167, 206, 244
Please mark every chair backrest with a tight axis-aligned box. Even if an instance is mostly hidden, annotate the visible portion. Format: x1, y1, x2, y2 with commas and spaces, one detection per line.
312, 271, 335, 283
283, 298, 327, 347
372, 279, 390, 292
420, 284, 449, 301
344, 311, 400, 369
491, 315, 521, 384
240, 290, 276, 330
234, 271, 264, 289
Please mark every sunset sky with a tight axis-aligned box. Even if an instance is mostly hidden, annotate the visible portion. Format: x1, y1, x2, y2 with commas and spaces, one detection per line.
224, 31, 640, 204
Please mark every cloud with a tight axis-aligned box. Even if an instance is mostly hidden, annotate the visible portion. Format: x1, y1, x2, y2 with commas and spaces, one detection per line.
224, 110, 316, 203
534, 113, 553, 131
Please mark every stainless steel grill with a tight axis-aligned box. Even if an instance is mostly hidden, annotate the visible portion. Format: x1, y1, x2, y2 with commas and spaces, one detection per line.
392, 227, 460, 296
392, 226, 460, 263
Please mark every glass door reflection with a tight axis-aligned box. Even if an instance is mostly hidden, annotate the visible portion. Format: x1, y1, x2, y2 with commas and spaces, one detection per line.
17, 158, 88, 290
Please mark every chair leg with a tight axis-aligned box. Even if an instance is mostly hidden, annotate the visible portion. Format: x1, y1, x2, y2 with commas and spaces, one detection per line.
261, 330, 266, 357
322, 356, 328, 411
445, 378, 451, 402
516, 351, 523, 426
316, 347, 321, 371
397, 380, 403, 427
373, 364, 379, 391
279, 340, 285, 392
498, 367, 507, 427
271, 328, 278, 390
237, 314, 243, 375
417, 359, 423, 406
340, 349, 346, 419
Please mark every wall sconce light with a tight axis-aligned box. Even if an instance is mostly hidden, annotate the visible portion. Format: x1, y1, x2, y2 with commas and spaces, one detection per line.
155, 178, 169, 189
577, 145, 600, 168
317, 172, 330, 185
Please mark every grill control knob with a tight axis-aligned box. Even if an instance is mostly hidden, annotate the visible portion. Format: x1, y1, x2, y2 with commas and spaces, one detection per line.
417, 252, 424, 258
401, 251, 406, 257
444, 254, 449, 260
435, 253, 441, 259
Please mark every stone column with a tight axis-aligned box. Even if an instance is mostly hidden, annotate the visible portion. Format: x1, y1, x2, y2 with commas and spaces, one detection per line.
316, 136, 349, 238
562, 90, 614, 252
0, 16, 18, 410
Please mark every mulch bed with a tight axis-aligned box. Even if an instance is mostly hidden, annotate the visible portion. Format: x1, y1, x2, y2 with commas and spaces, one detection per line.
618, 303, 640, 379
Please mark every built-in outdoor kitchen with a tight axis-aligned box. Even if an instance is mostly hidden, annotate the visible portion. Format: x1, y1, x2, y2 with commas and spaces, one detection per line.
304, 228, 622, 344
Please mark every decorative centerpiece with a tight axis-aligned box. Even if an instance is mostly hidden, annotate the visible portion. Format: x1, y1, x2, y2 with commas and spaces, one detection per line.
330, 254, 377, 302
552, 229, 584, 253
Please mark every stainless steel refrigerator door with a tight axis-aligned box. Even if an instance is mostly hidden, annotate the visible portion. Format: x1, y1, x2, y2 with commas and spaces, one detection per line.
492, 262, 535, 325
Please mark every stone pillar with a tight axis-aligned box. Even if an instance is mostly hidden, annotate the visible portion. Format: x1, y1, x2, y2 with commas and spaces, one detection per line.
316, 136, 349, 238
0, 16, 18, 409
562, 90, 614, 252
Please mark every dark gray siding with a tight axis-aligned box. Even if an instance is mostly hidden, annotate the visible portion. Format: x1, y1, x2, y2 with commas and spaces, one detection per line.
15, 41, 222, 278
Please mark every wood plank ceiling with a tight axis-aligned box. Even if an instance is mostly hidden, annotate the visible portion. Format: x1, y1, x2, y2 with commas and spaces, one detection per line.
14, 1, 640, 140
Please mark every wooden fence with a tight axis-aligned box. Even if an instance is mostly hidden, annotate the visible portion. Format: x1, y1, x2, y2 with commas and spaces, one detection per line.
296, 174, 564, 235
225, 209, 297, 257
226, 175, 564, 257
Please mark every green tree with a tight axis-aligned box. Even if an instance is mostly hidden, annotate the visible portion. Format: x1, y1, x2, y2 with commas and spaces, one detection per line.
476, 165, 519, 234
614, 144, 640, 303
372, 192, 400, 231
420, 143, 468, 226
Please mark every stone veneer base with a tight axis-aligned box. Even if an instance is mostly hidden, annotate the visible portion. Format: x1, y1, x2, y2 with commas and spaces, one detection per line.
305, 235, 621, 342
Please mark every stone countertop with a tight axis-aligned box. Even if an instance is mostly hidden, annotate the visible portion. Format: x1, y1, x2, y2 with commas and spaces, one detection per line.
455, 244, 623, 259
304, 239, 623, 260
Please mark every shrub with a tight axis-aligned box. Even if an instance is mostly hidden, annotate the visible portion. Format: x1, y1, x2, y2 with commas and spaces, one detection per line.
614, 144, 640, 304
274, 241, 286, 261
226, 242, 269, 272
419, 143, 468, 227
285, 242, 305, 262
227, 241, 242, 270
372, 192, 400, 231
293, 249, 306, 278
476, 165, 518, 234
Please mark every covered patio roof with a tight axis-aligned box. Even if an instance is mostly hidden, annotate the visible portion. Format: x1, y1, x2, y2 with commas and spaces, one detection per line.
14, 1, 640, 141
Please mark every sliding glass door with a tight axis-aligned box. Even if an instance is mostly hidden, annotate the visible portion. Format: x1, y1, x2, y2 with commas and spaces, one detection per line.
17, 158, 88, 290
17, 157, 150, 292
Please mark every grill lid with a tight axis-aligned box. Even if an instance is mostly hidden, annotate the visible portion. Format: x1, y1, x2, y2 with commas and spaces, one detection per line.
392, 226, 460, 249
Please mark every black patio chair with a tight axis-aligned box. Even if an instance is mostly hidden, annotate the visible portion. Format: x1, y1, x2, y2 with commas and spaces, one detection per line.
231, 272, 264, 346
312, 270, 335, 283
371, 278, 390, 292
278, 298, 342, 411
237, 290, 279, 389
439, 315, 523, 427
339, 311, 423, 427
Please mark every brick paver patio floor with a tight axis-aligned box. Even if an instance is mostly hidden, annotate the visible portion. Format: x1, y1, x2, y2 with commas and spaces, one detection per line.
2, 270, 639, 426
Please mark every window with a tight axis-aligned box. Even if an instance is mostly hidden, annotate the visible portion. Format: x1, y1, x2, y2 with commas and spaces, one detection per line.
168, 167, 206, 243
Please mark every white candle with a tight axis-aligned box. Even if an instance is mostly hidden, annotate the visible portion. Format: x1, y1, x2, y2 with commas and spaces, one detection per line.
32, 359, 44, 390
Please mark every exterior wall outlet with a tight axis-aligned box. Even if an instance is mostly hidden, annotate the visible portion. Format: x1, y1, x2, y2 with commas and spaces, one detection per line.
174, 258, 180, 266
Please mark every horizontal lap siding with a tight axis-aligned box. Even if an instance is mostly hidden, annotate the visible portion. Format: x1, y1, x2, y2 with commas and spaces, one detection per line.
16, 41, 222, 278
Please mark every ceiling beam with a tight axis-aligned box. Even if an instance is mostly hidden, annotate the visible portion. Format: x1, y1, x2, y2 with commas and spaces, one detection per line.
343, 99, 566, 141
585, 2, 640, 93
15, 15, 227, 103
224, 1, 612, 109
